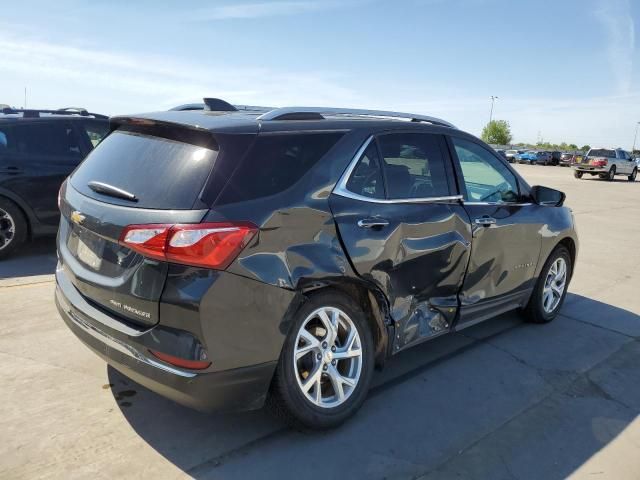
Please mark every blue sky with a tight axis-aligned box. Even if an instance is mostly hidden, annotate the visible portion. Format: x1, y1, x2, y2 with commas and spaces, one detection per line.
1, 0, 638, 147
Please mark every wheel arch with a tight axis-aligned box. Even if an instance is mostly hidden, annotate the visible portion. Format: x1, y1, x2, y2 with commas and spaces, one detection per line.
0, 189, 33, 239
299, 278, 392, 369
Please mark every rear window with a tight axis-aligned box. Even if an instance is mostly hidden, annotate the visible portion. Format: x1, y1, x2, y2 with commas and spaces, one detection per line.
588, 149, 615, 158
215, 132, 344, 204
70, 130, 218, 209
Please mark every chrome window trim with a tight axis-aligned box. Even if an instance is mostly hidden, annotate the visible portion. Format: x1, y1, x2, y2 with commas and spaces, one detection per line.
332, 135, 463, 205
463, 201, 533, 206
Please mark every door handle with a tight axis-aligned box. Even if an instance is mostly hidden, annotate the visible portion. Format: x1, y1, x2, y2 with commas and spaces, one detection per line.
357, 218, 389, 229
474, 216, 496, 226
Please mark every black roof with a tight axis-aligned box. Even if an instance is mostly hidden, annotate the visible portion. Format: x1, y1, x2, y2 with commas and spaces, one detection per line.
112, 108, 459, 135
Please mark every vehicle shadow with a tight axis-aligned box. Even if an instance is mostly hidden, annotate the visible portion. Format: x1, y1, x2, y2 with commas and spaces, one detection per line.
0, 237, 57, 280
109, 293, 640, 479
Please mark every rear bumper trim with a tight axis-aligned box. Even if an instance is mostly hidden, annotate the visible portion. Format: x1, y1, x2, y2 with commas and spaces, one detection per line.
55, 283, 195, 378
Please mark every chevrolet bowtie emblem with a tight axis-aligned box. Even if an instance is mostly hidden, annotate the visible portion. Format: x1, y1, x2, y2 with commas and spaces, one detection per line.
70, 211, 86, 225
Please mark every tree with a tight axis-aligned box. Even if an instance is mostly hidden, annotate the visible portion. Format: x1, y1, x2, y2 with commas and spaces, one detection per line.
481, 120, 512, 145
568, 144, 578, 150
580, 145, 591, 152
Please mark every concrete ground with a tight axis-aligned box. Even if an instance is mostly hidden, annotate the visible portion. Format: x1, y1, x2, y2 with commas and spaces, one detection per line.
1, 164, 640, 480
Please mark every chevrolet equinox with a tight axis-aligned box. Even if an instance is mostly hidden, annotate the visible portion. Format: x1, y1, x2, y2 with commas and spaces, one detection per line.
56, 101, 578, 429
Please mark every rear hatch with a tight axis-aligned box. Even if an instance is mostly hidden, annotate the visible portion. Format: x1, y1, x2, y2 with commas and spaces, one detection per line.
58, 124, 220, 327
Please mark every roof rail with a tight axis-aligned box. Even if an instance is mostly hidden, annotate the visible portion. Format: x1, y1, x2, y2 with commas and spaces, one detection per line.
0, 107, 108, 119
256, 107, 456, 128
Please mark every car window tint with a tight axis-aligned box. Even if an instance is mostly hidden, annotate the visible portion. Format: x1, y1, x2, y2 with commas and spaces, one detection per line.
0, 125, 16, 155
71, 130, 218, 209
377, 133, 450, 199
588, 149, 615, 158
82, 121, 110, 148
452, 137, 519, 203
216, 132, 344, 204
12, 122, 83, 161
345, 142, 385, 199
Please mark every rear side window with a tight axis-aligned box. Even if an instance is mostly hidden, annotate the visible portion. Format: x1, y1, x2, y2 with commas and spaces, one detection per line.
377, 133, 450, 199
80, 120, 110, 147
216, 133, 344, 204
345, 143, 385, 199
0, 125, 15, 154
0, 122, 83, 161
70, 130, 218, 209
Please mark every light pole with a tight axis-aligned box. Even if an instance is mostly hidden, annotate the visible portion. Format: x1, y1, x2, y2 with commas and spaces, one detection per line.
632, 121, 640, 153
489, 96, 498, 123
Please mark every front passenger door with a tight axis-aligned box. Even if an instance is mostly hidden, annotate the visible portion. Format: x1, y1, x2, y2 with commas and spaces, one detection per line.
450, 136, 542, 328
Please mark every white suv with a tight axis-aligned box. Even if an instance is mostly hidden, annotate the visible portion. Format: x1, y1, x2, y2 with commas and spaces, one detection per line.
573, 148, 638, 181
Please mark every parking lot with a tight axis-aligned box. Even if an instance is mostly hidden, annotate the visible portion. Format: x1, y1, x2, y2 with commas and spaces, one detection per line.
1, 164, 639, 480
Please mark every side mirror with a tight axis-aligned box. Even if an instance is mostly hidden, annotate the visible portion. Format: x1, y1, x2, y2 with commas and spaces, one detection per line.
531, 185, 565, 207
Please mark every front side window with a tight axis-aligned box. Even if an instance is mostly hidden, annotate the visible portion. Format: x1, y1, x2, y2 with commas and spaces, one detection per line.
345, 142, 385, 199
452, 137, 519, 203
377, 133, 450, 199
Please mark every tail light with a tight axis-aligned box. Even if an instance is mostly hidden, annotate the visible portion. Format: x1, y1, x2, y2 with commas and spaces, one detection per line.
120, 222, 258, 269
590, 158, 608, 167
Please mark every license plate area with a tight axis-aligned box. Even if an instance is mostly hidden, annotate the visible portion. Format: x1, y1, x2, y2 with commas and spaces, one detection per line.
68, 228, 104, 270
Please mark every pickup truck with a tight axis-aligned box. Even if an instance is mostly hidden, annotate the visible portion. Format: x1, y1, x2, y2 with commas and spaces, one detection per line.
573, 148, 638, 181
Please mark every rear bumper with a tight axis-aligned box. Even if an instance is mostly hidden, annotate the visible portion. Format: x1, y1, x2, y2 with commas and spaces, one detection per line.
573, 166, 606, 173
55, 265, 278, 412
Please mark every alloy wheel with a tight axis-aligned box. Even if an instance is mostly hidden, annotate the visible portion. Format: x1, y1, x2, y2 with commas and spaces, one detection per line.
293, 306, 363, 408
0, 208, 15, 251
542, 257, 567, 313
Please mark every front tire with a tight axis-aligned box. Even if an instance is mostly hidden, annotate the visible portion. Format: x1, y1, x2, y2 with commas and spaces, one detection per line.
524, 246, 572, 324
0, 198, 28, 260
268, 290, 374, 430
629, 168, 637, 182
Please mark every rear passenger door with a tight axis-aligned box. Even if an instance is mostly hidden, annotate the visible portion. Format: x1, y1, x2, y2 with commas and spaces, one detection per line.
330, 131, 472, 351
4, 121, 85, 227
448, 136, 542, 328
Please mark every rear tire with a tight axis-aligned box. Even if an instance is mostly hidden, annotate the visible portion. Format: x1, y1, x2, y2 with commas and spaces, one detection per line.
0, 197, 27, 260
268, 289, 375, 430
629, 168, 637, 182
607, 166, 616, 181
574, 170, 583, 179
524, 245, 572, 324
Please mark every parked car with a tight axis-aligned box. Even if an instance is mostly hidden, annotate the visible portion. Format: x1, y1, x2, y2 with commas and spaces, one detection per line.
560, 152, 582, 167
550, 151, 562, 166
517, 150, 544, 164
55, 103, 578, 429
573, 148, 637, 181
0, 107, 109, 258
505, 149, 523, 163
495, 149, 508, 161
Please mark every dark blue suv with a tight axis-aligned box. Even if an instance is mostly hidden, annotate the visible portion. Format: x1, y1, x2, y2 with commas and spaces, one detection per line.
0, 107, 108, 258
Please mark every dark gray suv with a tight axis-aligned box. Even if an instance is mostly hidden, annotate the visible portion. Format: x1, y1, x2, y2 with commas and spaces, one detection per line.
56, 102, 578, 429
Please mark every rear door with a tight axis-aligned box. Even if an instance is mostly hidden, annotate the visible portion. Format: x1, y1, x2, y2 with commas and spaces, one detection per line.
448, 135, 541, 328
59, 127, 221, 327
1, 120, 85, 226
330, 131, 472, 351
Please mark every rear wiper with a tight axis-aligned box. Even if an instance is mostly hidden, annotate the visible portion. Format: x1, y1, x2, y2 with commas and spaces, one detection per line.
87, 181, 138, 202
